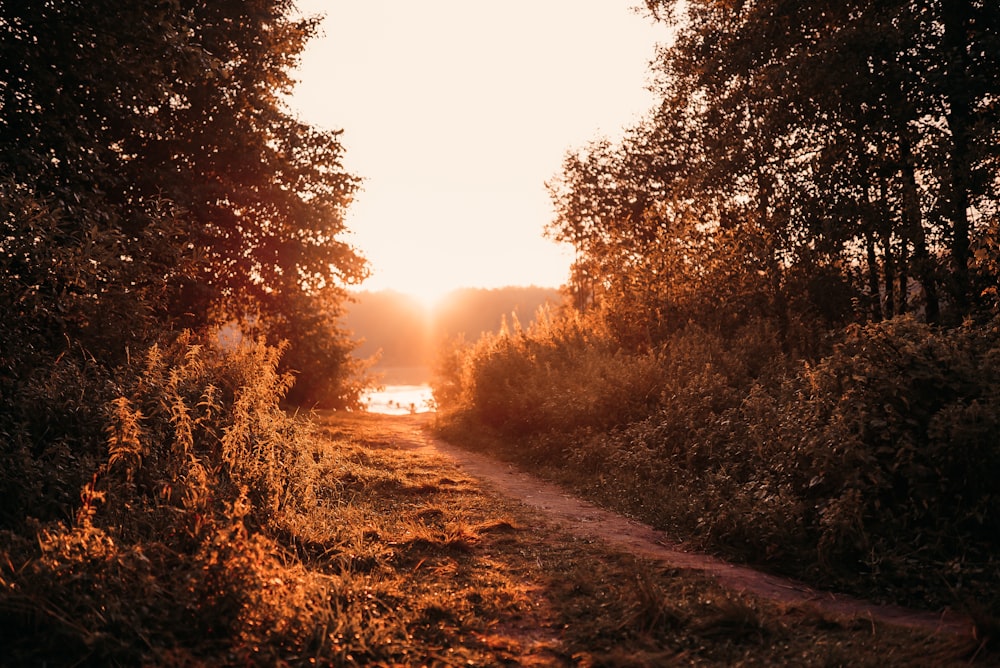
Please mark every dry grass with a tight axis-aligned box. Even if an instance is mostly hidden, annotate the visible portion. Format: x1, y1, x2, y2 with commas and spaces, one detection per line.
1, 411, 987, 665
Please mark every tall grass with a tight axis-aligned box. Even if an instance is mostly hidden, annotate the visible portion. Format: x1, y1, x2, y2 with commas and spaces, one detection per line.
437, 308, 670, 439
434, 311, 1000, 622
90, 332, 320, 538
0, 333, 336, 664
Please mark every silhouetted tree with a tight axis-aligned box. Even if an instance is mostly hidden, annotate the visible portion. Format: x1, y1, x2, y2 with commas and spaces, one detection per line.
647, 0, 1000, 320
549, 0, 1000, 346
1, 0, 366, 403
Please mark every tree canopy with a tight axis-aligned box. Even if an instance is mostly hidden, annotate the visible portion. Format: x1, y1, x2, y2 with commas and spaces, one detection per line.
1, 0, 365, 405
549, 0, 1000, 343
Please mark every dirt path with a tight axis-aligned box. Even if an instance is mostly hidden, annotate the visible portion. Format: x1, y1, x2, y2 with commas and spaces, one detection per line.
379, 413, 974, 640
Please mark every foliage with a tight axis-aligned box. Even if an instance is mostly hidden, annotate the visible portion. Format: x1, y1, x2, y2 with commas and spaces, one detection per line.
781, 318, 1000, 583
0, 183, 196, 527
95, 334, 313, 535
0, 347, 113, 529
261, 287, 373, 410
0, 0, 375, 539
6, 331, 312, 536
4, 411, 976, 665
550, 0, 1000, 330
0, 336, 343, 664
0, 0, 367, 410
434, 307, 672, 437
438, 314, 1000, 622
0, 0, 367, 315
0, 179, 195, 367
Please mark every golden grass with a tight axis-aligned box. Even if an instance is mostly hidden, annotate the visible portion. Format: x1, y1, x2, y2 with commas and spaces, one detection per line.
1, 410, 988, 665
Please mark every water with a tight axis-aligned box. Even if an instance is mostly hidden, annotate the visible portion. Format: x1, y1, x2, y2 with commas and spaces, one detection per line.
363, 384, 435, 415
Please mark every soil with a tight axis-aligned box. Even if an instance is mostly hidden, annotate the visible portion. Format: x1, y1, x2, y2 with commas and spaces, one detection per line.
380, 413, 975, 640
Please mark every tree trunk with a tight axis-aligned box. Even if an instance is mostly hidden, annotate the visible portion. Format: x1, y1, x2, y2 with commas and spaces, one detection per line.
897, 240, 909, 316
878, 174, 897, 317
756, 171, 789, 349
866, 229, 883, 321
941, 0, 974, 312
899, 133, 940, 322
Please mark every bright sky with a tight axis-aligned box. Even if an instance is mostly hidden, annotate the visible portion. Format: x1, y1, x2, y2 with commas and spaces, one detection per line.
290, 1, 662, 305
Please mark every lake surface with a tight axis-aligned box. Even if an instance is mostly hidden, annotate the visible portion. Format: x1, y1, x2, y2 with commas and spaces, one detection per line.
363, 384, 435, 415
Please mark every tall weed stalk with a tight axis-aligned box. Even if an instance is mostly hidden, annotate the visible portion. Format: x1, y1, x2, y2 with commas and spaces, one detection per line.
1, 333, 332, 664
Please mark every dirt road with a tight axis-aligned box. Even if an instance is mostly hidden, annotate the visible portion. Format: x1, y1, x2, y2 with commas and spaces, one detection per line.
379, 413, 974, 640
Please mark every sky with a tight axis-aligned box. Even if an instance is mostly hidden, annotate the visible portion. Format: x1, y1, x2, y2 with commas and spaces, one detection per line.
289, 1, 664, 306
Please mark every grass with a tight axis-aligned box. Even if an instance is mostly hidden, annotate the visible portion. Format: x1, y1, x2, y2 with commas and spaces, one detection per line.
431, 315, 1000, 637
1, 411, 987, 665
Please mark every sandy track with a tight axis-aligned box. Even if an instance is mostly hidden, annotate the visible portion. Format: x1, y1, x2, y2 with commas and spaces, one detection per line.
379, 414, 974, 639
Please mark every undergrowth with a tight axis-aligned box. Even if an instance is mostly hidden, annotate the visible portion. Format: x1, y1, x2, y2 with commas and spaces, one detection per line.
434, 311, 1000, 636
0, 333, 334, 664
2, 382, 985, 665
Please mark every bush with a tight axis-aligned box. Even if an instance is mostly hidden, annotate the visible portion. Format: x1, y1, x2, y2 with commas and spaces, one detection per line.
0, 334, 332, 664
778, 317, 1000, 595
93, 332, 319, 538
0, 344, 122, 529
262, 289, 372, 410
435, 309, 667, 439
440, 312, 1000, 616
0, 181, 195, 529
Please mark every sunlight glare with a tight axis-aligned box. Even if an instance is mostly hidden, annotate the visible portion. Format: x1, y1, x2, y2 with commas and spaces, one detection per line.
406, 278, 455, 312
290, 1, 660, 297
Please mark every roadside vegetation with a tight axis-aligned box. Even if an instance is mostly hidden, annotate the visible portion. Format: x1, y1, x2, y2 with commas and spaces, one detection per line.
1, 1, 367, 661
434, 312, 1000, 631
2, 411, 983, 665
432, 0, 1000, 646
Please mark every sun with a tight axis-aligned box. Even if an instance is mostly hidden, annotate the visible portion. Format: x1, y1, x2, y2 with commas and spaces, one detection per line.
406, 278, 455, 312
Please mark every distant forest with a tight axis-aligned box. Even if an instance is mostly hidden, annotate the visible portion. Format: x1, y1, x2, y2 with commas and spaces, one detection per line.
345, 286, 561, 383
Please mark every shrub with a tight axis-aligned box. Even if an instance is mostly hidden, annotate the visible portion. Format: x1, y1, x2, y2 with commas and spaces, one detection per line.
436, 308, 667, 439
0, 347, 118, 529
93, 331, 319, 539
779, 317, 1000, 591
0, 333, 332, 664
441, 311, 1000, 615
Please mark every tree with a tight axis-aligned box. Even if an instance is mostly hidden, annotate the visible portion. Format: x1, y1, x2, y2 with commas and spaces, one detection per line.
548, 0, 1000, 352
122, 1, 367, 321
1, 0, 366, 403
619, 0, 1000, 327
